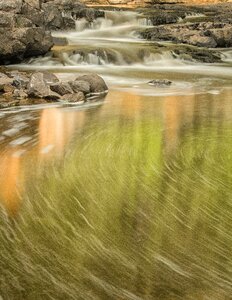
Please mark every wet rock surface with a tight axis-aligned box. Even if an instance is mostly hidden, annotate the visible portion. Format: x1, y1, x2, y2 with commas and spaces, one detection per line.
148, 79, 172, 86
0, 70, 108, 108
42, 0, 104, 30
139, 3, 232, 49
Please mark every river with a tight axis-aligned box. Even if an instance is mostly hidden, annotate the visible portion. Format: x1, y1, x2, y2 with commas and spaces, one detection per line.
0, 10, 232, 300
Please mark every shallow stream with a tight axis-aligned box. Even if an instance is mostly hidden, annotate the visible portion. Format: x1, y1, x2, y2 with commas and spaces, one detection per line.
0, 10, 232, 300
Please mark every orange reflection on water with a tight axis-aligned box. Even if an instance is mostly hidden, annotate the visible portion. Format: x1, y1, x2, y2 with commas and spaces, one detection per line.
0, 107, 87, 214
0, 151, 24, 215
38, 108, 86, 158
102, 90, 142, 118
163, 94, 195, 153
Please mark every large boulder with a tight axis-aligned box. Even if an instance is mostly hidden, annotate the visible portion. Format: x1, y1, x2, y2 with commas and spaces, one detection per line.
0, 27, 53, 64
0, 0, 53, 64
69, 80, 91, 94
75, 74, 108, 94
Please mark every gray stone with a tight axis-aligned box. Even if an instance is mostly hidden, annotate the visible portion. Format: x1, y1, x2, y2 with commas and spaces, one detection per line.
0, 27, 53, 64
50, 82, 73, 96
13, 89, 28, 100
75, 74, 108, 94
42, 72, 59, 85
27, 72, 51, 98
206, 26, 232, 47
69, 80, 91, 94
0, 76, 13, 91
0, 0, 22, 13
44, 91, 61, 100
148, 79, 172, 86
61, 92, 85, 102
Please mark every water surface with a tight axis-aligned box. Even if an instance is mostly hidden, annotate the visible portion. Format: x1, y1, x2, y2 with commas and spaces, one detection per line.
1, 10, 232, 300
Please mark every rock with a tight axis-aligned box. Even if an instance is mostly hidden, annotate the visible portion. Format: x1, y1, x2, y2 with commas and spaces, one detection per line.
13, 89, 28, 100
27, 72, 50, 98
75, 74, 108, 94
0, 0, 22, 13
187, 35, 217, 48
205, 26, 232, 47
61, 92, 85, 103
0, 70, 106, 107
11, 74, 30, 89
69, 80, 91, 94
0, 76, 13, 91
24, 0, 41, 9
21, 1, 44, 27
0, 0, 104, 64
41, 0, 104, 30
173, 47, 221, 63
140, 20, 232, 49
3, 84, 14, 93
50, 82, 73, 96
0, 72, 11, 80
42, 72, 59, 85
0, 27, 53, 64
27, 72, 60, 99
148, 11, 186, 26
148, 79, 172, 86
44, 91, 61, 101
53, 37, 68, 46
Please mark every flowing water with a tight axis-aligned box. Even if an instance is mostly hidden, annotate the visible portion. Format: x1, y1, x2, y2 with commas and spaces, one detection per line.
1, 10, 232, 300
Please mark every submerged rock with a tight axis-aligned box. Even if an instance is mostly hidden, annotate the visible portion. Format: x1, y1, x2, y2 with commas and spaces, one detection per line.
148, 79, 172, 86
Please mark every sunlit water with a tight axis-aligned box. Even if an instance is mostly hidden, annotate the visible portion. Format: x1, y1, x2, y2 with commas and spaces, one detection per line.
1, 10, 232, 300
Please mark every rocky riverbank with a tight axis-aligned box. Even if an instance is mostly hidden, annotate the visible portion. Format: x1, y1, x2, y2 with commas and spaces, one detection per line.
139, 3, 232, 50
0, 70, 108, 108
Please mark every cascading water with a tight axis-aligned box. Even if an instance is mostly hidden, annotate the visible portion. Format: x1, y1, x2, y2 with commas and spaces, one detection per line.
13, 9, 232, 93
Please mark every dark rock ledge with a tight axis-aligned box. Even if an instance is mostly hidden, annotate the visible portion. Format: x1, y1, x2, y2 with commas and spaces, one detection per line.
0, 70, 108, 108
139, 3, 232, 50
140, 22, 232, 49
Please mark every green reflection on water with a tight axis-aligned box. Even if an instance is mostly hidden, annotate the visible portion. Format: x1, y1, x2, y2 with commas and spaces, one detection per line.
0, 90, 232, 300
